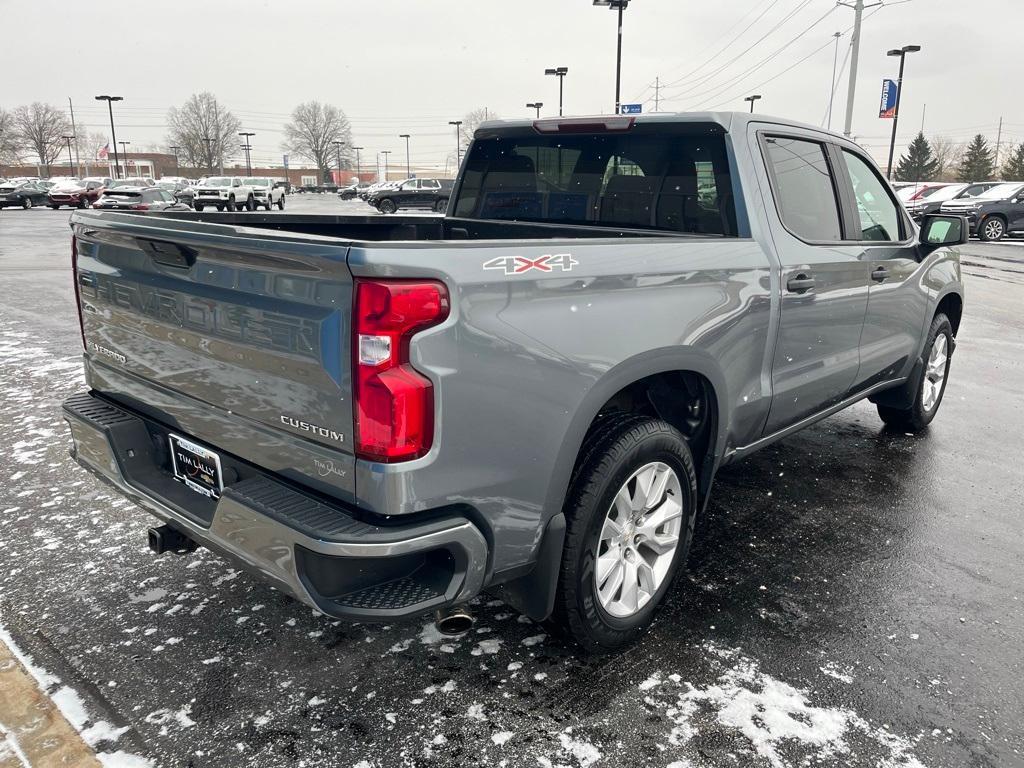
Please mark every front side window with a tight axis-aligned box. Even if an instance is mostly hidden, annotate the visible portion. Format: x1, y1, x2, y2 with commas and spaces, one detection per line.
763, 136, 842, 242
453, 125, 737, 235
841, 150, 902, 242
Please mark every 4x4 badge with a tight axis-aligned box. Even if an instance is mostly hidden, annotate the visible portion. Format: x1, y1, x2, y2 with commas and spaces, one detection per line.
483, 253, 577, 275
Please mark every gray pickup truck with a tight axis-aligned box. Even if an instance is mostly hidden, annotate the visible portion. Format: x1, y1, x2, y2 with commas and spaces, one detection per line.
63, 113, 966, 652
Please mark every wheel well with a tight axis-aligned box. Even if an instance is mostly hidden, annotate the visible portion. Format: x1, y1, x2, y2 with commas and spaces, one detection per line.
936, 293, 963, 337
582, 371, 718, 500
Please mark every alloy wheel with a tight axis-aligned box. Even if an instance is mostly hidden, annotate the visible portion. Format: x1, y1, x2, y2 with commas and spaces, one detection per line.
594, 462, 683, 618
984, 219, 1004, 240
921, 333, 948, 412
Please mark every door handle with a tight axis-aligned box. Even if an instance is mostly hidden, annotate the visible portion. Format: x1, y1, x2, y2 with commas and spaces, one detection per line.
786, 273, 815, 294
871, 266, 890, 282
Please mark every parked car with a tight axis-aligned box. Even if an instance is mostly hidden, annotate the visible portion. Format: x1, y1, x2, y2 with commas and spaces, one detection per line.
273, 180, 292, 194
109, 177, 155, 189
905, 182, 1000, 222
192, 176, 257, 211
244, 177, 286, 210
64, 112, 965, 651
896, 182, 948, 203
369, 178, 454, 213
939, 181, 1024, 241
338, 182, 370, 200
0, 180, 51, 209
92, 186, 191, 211
48, 178, 109, 209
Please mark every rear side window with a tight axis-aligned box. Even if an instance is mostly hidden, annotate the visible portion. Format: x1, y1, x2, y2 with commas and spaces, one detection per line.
840, 150, 903, 242
763, 136, 842, 242
453, 124, 737, 236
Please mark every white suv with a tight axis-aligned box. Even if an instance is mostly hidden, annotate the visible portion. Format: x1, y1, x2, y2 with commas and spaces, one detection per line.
244, 177, 286, 211
193, 176, 256, 212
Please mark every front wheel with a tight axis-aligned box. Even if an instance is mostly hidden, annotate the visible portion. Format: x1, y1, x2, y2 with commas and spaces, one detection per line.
276, 196, 285, 210
22, 198, 33, 209
226, 196, 236, 212
877, 313, 953, 431
550, 416, 697, 653
245, 195, 255, 212
194, 204, 205, 212
50, 204, 60, 210
979, 216, 1006, 242
433, 199, 448, 213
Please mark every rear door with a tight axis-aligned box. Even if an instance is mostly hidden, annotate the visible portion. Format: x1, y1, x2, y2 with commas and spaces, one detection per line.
833, 147, 926, 390
756, 130, 871, 434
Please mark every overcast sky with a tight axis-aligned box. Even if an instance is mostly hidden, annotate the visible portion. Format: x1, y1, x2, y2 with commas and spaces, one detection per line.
3, 0, 1021, 169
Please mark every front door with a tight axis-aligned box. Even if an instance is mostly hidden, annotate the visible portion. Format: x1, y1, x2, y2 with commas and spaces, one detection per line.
756, 132, 871, 434
835, 148, 927, 390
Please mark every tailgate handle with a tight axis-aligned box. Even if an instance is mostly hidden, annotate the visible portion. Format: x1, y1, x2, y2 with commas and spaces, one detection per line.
139, 239, 196, 269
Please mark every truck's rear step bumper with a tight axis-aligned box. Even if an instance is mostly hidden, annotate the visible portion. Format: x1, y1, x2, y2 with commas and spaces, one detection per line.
61, 392, 487, 621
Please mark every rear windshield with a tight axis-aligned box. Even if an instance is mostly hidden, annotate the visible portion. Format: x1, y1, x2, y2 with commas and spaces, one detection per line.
453, 123, 737, 236
105, 190, 142, 199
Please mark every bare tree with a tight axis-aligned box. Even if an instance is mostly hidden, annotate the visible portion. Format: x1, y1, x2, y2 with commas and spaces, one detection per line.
0, 108, 24, 165
930, 136, 964, 182
14, 102, 70, 176
167, 93, 241, 174
283, 102, 352, 183
458, 107, 496, 148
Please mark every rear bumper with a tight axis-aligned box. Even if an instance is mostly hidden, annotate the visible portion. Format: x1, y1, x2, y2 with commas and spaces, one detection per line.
61, 391, 488, 621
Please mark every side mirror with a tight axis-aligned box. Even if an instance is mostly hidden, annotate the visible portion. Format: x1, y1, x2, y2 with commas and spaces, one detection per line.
919, 214, 967, 251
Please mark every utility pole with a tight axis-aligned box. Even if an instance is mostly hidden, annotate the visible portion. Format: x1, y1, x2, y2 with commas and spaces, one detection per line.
839, 0, 881, 138
399, 134, 411, 178
239, 132, 255, 176
67, 98, 81, 176
118, 141, 131, 176
654, 76, 660, 112
351, 146, 363, 180
202, 136, 214, 175
449, 120, 463, 167
169, 145, 181, 174
62, 135, 75, 175
994, 116, 1004, 170
332, 140, 345, 184
827, 32, 842, 130
381, 150, 391, 181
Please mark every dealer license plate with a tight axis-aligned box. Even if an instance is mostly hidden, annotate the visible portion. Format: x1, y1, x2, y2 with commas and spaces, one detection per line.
168, 434, 223, 499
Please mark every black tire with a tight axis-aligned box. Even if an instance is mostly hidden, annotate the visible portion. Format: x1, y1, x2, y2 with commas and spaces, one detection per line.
50, 204, 60, 210
433, 199, 448, 213
276, 196, 285, 210
978, 215, 1006, 242
77, 198, 88, 209
549, 416, 698, 653
245, 195, 255, 212
194, 204, 204, 212
226, 196, 236, 212
22, 198, 33, 209
378, 198, 397, 214
877, 313, 954, 431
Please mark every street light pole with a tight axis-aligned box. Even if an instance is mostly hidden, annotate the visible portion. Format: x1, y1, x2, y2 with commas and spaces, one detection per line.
885, 44, 921, 180
94, 95, 123, 178
202, 137, 214, 175
744, 94, 762, 113
449, 120, 463, 167
827, 32, 843, 130
351, 146, 364, 180
332, 140, 346, 184
594, 0, 631, 114
239, 132, 255, 176
62, 135, 75, 175
526, 102, 544, 118
381, 150, 392, 181
399, 134, 411, 178
169, 145, 181, 174
545, 67, 569, 116
118, 141, 131, 176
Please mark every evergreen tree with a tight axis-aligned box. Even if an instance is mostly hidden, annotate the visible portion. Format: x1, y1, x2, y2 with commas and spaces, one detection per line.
957, 134, 995, 182
1000, 143, 1024, 181
894, 132, 938, 181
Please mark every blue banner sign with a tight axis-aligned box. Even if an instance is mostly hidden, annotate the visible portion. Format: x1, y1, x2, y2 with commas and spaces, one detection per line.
879, 80, 898, 118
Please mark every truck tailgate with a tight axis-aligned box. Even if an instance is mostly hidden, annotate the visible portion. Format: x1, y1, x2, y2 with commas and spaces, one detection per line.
71, 211, 355, 497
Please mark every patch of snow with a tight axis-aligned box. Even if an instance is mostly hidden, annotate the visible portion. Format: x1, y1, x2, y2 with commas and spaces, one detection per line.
557, 731, 602, 767
471, 638, 502, 655
492, 731, 514, 745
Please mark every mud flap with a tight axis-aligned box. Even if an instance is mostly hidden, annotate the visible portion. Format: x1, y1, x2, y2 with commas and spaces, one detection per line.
491, 513, 566, 622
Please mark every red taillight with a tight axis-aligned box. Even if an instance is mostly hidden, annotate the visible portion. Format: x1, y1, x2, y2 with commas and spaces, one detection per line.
130, 203, 150, 210
353, 279, 449, 462
71, 235, 87, 350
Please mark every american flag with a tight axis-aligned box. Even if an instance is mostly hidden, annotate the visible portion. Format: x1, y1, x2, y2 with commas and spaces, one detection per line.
98, 142, 109, 160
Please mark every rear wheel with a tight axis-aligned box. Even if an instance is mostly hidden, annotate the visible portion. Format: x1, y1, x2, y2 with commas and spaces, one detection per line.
433, 199, 448, 213
276, 196, 285, 210
877, 313, 953, 431
550, 417, 697, 653
378, 198, 397, 214
245, 195, 255, 211
50, 204, 60, 210
194, 204, 205, 212
77, 198, 88, 208
22, 198, 33, 209
979, 216, 1006, 242
226, 196, 236, 212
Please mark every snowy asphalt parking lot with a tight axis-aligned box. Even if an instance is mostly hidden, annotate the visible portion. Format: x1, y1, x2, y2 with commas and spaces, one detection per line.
0, 195, 1022, 767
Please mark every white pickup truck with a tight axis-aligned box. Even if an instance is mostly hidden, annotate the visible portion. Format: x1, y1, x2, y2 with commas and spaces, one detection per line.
192, 176, 256, 212
244, 177, 286, 210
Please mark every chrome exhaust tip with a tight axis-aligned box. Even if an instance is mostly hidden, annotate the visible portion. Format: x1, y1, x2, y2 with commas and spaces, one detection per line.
434, 606, 475, 636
